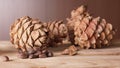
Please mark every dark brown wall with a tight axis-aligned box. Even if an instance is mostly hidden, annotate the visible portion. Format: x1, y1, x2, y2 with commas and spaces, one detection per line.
0, 0, 120, 40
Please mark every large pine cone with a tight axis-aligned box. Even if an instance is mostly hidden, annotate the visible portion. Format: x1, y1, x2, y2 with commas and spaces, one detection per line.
67, 5, 115, 49
43, 20, 68, 46
10, 16, 49, 54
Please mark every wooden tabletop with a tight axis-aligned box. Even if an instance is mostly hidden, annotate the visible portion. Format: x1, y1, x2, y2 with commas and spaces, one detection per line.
0, 41, 120, 68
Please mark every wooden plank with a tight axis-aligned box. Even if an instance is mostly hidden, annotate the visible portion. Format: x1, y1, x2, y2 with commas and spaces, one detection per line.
0, 41, 120, 68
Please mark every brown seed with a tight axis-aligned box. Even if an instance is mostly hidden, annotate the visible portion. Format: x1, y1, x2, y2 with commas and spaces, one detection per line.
0, 56, 9, 62
28, 54, 37, 59
28, 50, 36, 54
28, 54, 34, 59
34, 51, 42, 58
39, 54, 47, 58
18, 53, 28, 59
42, 49, 48, 54
47, 50, 54, 57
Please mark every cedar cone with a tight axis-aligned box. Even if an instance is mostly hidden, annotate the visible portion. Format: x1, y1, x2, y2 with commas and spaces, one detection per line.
10, 16, 49, 55
43, 20, 68, 46
67, 5, 115, 49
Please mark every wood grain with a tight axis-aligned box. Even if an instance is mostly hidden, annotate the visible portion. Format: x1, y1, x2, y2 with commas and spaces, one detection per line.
0, 41, 120, 68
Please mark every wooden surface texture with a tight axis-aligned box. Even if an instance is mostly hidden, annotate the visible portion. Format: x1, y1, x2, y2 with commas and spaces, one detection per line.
0, 41, 120, 68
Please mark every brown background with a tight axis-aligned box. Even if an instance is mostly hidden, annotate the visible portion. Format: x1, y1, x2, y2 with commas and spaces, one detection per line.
0, 0, 120, 40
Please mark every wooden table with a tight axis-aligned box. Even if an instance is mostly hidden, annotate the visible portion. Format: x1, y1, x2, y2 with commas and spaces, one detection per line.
0, 41, 120, 68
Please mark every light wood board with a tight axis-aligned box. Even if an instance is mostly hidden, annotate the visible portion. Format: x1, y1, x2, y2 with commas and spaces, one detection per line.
0, 41, 120, 68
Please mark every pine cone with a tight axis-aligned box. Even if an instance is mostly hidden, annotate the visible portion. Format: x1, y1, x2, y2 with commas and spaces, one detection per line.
43, 20, 68, 46
67, 5, 115, 49
10, 16, 49, 58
